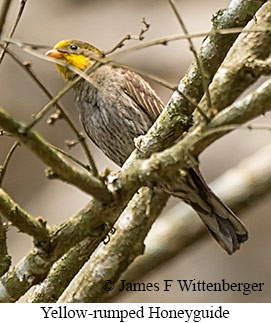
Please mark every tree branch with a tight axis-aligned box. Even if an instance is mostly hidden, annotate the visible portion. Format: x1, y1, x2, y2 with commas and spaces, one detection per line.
0, 141, 20, 186
27, 188, 168, 302
26, 237, 97, 303
58, 188, 169, 303
0, 188, 50, 247
195, 1, 271, 120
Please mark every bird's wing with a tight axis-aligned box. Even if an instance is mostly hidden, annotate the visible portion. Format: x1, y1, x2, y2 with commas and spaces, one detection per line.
122, 69, 164, 122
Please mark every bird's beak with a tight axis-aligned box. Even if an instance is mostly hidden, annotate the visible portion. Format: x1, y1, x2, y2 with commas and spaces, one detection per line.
45, 49, 64, 59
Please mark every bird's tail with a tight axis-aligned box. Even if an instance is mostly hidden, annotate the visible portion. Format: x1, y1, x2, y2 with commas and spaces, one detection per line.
162, 168, 248, 254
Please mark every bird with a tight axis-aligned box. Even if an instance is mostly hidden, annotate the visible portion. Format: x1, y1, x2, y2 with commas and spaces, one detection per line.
46, 39, 248, 254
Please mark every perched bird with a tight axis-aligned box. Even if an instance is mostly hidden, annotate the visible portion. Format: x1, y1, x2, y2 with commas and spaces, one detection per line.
46, 39, 248, 254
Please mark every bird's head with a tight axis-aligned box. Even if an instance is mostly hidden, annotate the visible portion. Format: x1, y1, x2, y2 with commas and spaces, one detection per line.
46, 40, 102, 81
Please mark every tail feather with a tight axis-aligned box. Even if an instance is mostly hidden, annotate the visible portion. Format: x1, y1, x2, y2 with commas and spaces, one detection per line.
187, 192, 248, 254
210, 216, 239, 254
191, 168, 248, 254
162, 167, 248, 255
200, 207, 248, 254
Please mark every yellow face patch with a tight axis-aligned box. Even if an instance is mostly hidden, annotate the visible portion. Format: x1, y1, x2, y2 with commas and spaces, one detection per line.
63, 53, 90, 70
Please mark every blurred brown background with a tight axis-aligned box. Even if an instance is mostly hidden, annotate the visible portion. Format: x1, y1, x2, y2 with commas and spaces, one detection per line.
0, 0, 270, 302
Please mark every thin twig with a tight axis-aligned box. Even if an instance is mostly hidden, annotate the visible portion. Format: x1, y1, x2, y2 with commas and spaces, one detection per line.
3, 47, 98, 176
0, 141, 20, 186
203, 122, 271, 136
0, 0, 27, 65
139, 17, 150, 40
168, 0, 211, 121
0, 0, 12, 35
48, 143, 91, 172
104, 17, 150, 56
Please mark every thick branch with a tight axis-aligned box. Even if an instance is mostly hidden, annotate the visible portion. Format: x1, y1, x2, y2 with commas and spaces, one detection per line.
0, 189, 50, 247
27, 238, 96, 303
58, 188, 169, 303
195, 1, 271, 120
27, 188, 168, 303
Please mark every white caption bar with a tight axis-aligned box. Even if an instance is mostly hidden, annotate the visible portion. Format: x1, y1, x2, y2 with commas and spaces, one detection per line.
1, 303, 269, 322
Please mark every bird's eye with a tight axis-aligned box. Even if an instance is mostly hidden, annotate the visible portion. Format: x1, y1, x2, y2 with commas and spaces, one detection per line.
70, 44, 78, 51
